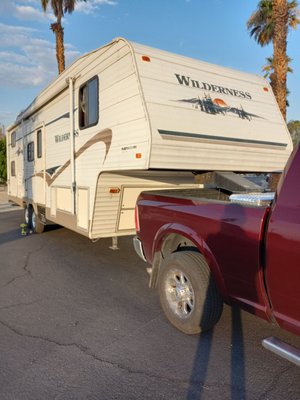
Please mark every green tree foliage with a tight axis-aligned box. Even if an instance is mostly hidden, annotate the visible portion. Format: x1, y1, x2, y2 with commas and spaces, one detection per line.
262, 55, 292, 106
262, 55, 293, 78
287, 120, 300, 147
0, 136, 7, 183
247, 0, 299, 46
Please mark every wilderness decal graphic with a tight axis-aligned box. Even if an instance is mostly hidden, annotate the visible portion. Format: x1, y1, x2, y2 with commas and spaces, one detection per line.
36, 128, 112, 186
174, 73, 262, 121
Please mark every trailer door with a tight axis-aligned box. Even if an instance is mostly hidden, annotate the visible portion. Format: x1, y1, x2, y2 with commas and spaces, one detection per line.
33, 126, 46, 205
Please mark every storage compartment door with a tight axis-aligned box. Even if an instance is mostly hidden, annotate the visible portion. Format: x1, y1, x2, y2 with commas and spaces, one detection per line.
118, 186, 169, 231
77, 188, 89, 231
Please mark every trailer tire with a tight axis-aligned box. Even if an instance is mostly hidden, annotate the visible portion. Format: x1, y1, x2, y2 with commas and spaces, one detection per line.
158, 251, 223, 335
24, 205, 31, 226
31, 208, 44, 234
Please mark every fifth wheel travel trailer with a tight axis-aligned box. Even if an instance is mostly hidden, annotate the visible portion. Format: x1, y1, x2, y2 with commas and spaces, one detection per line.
6, 37, 292, 246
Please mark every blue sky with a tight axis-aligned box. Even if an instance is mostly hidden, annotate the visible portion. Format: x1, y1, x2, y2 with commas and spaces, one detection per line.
0, 0, 299, 128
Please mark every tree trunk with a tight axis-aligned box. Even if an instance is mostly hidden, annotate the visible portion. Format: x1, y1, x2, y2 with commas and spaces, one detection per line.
51, 22, 65, 74
272, 0, 288, 121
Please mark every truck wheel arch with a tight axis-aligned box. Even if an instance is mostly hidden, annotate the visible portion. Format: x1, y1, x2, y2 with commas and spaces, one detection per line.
150, 225, 229, 302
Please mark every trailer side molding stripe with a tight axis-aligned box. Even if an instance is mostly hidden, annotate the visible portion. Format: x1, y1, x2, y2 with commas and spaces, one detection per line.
158, 129, 287, 149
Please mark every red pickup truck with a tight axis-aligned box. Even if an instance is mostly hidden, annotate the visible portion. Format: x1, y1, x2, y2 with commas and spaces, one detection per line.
133, 145, 300, 365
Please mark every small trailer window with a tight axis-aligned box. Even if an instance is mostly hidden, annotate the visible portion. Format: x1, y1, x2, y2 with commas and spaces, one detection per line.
11, 161, 15, 176
37, 129, 42, 158
79, 76, 99, 129
27, 142, 34, 162
11, 132, 16, 148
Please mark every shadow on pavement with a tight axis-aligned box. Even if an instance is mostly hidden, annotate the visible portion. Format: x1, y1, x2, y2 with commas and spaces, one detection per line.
0, 224, 62, 246
44, 224, 62, 233
0, 229, 23, 245
187, 306, 246, 400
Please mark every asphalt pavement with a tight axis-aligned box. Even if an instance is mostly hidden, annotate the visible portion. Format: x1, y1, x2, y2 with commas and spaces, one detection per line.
0, 207, 300, 400
0, 186, 21, 213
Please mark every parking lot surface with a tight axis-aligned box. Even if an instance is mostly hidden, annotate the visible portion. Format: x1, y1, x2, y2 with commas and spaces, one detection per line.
0, 209, 300, 400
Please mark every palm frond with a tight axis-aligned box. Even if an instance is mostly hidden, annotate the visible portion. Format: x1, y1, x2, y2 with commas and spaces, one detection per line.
41, 0, 49, 11
247, 0, 299, 46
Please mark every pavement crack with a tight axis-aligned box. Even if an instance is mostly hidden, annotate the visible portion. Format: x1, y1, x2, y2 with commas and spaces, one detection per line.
0, 318, 192, 386
1, 273, 28, 288
23, 251, 33, 277
0, 298, 48, 311
0, 318, 90, 352
1, 245, 45, 288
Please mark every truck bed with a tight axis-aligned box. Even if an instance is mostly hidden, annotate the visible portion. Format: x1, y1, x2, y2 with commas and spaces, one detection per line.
136, 189, 271, 319
141, 187, 274, 207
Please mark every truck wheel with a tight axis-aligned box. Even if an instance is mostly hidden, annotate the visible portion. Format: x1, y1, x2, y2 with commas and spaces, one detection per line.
158, 251, 223, 335
31, 209, 44, 233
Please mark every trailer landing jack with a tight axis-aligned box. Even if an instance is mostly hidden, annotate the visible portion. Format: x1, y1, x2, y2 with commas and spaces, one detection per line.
109, 236, 119, 250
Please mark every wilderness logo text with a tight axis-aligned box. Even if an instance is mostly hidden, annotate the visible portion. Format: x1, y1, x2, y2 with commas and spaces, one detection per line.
174, 73, 252, 100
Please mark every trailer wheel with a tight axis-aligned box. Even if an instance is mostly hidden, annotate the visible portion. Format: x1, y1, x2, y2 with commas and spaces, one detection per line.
158, 251, 223, 335
24, 205, 31, 226
31, 209, 44, 234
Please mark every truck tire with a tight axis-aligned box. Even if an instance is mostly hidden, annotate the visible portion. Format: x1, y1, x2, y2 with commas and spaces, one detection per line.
158, 250, 223, 334
31, 209, 45, 233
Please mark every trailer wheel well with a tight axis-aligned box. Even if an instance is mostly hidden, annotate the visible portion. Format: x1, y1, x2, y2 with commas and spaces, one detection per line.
150, 233, 199, 288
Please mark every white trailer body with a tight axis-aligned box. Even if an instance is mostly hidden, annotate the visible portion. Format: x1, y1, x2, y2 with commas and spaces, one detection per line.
7, 38, 292, 239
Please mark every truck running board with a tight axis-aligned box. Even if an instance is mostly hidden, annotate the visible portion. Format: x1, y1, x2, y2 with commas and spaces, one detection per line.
262, 336, 300, 366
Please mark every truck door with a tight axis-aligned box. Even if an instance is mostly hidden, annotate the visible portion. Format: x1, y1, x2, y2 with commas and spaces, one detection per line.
265, 147, 300, 336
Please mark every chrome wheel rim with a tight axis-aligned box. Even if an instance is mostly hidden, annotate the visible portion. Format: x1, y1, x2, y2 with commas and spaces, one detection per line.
31, 211, 36, 230
164, 268, 194, 319
25, 207, 29, 224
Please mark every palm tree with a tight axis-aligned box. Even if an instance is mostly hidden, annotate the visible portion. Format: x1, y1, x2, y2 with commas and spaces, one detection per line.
247, 0, 275, 45
262, 55, 293, 78
272, 0, 289, 120
41, 0, 86, 74
247, 0, 299, 120
262, 55, 293, 104
247, 0, 299, 45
